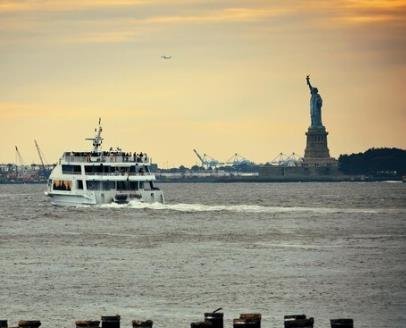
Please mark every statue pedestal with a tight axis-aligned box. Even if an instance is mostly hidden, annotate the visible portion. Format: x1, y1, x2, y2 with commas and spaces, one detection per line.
303, 126, 337, 167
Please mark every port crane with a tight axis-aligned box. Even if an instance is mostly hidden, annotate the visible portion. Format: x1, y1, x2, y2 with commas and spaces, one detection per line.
15, 146, 25, 176
34, 139, 48, 174
193, 149, 223, 169
226, 153, 253, 166
15, 146, 25, 166
270, 152, 303, 167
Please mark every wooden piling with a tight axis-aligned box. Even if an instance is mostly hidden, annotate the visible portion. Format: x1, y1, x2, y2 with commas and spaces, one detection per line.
284, 315, 306, 321
17, 321, 41, 328
101, 315, 120, 328
204, 311, 223, 328
75, 320, 100, 328
233, 318, 259, 328
284, 315, 314, 328
330, 319, 354, 328
132, 320, 153, 328
239, 313, 261, 328
191, 322, 213, 328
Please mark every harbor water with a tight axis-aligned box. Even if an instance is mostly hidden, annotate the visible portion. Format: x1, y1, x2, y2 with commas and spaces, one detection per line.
0, 182, 405, 327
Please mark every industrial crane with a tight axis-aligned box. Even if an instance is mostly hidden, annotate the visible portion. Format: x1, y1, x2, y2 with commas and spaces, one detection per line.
15, 146, 24, 166
34, 139, 47, 174
226, 153, 253, 166
270, 152, 303, 167
193, 149, 223, 169
15, 146, 25, 176
193, 149, 205, 165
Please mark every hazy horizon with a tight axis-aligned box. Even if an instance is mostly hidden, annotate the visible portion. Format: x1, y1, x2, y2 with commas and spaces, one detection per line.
1, 0, 405, 167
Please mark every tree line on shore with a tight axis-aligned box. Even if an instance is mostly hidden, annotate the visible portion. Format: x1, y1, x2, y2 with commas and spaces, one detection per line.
338, 147, 406, 177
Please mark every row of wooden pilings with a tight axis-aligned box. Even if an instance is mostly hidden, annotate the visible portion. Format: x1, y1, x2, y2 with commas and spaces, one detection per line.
191, 311, 353, 328
0, 311, 354, 328
0, 317, 152, 328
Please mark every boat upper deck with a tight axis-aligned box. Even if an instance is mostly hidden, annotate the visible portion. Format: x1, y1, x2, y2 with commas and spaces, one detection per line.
61, 151, 150, 164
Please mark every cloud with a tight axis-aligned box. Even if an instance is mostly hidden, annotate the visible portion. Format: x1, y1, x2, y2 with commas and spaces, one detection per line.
64, 30, 138, 43
2, 1, 404, 46
62, 7, 291, 43
143, 7, 290, 24
328, 0, 406, 25
343, 0, 406, 9
0, 0, 149, 13
339, 14, 397, 24
0, 3, 293, 44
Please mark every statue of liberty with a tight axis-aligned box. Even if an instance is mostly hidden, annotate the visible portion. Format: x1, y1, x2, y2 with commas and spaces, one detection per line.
306, 75, 323, 128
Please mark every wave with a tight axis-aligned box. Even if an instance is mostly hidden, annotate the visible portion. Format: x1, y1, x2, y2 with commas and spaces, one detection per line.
100, 201, 389, 214
0, 193, 38, 198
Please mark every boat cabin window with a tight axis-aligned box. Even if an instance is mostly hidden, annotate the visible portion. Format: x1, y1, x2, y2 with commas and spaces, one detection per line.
53, 179, 72, 191
85, 165, 106, 174
62, 165, 81, 174
84, 165, 135, 175
102, 181, 115, 190
77, 180, 83, 190
116, 181, 138, 191
87, 180, 101, 190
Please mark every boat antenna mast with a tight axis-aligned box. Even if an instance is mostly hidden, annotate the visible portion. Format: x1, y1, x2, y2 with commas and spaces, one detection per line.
86, 118, 104, 152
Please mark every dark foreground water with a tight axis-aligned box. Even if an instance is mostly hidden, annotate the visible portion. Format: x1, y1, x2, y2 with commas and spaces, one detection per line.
0, 182, 405, 328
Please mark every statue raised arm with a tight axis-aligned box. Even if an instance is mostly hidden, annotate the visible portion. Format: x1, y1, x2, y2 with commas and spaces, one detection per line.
306, 74, 313, 92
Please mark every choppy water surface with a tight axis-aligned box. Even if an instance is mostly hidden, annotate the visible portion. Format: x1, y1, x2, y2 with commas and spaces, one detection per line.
0, 182, 405, 328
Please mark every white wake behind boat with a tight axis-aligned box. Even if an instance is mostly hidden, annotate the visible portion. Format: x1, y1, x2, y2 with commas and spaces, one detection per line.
46, 119, 164, 206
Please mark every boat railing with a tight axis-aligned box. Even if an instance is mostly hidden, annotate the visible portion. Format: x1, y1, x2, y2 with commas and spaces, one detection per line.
62, 155, 149, 164
84, 172, 152, 176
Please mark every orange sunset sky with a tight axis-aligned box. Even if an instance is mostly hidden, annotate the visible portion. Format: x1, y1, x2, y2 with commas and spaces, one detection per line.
0, 0, 405, 167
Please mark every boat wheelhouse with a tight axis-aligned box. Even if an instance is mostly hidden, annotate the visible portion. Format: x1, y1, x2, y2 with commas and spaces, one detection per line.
46, 120, 164, 205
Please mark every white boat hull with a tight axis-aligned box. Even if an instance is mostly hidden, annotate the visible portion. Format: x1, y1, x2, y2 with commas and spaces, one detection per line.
47, 192, 97, 206
46, 189, 164, 206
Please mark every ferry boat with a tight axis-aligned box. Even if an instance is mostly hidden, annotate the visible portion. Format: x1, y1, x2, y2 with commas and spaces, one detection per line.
46, 119, 164, 205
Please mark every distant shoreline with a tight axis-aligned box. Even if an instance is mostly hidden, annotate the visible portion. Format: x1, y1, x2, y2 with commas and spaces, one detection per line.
1, 176, 403, 185
155, 176, 403, 183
